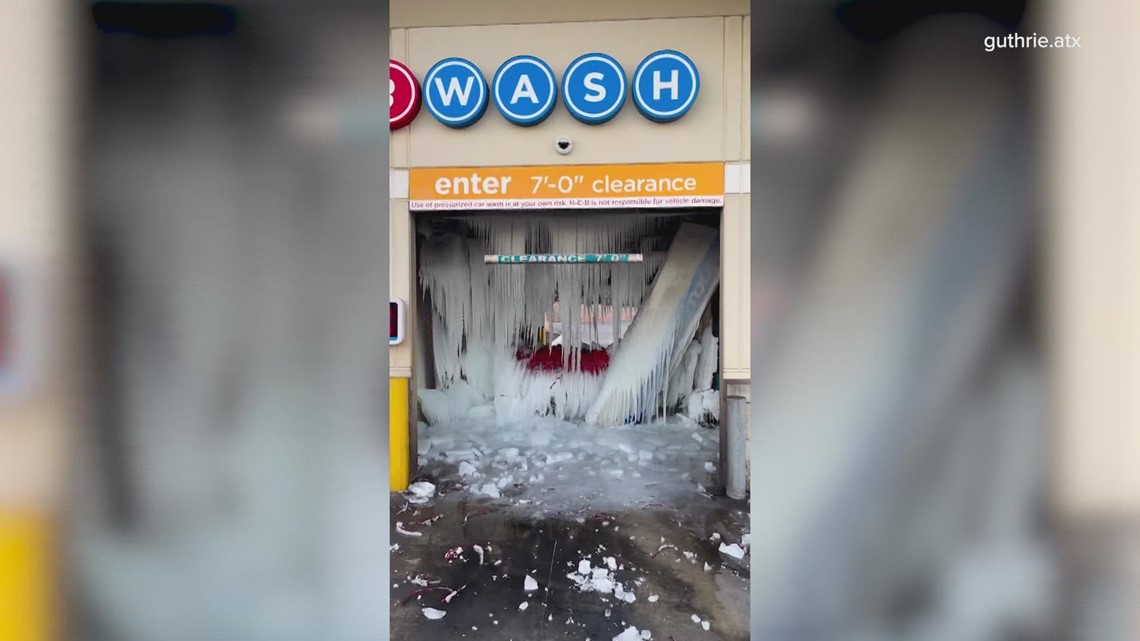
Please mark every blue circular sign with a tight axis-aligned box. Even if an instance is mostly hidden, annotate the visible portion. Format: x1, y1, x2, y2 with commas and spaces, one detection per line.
632, 50, 700, 123
423, 57, 489, 128
561, 53, 627, 125
492, 55, 557, 126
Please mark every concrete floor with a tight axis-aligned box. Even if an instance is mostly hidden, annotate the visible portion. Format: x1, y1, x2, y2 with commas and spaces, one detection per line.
390, 489, 750, 641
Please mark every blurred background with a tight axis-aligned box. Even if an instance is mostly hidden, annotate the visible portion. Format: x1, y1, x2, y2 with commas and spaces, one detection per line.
0, 1, 1136, 641
747, 1, 1137, 641
2, 2, 390, 641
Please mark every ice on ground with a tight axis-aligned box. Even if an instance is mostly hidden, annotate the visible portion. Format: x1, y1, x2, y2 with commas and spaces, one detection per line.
590, 577, 615, 593
614, 627, 643, 641
578, 560, 592, 575
418, 413, 720, 513
702, 620, 710, 631
518, 602, 529, 611
422, 608, 446, 620
719, 543, 746, 559
524, 575, 539, 591
407, 482, 435, 502
476, 483, 501, 499
395, 522, 422, 537
691, 614, 702, 624
444, 449, 478, 463
648, 595, 659, 603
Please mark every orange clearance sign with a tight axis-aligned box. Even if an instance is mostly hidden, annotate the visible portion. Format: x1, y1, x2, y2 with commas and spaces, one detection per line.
408, 162, 724, 211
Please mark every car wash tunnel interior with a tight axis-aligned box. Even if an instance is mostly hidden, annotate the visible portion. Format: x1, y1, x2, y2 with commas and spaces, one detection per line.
399, 209, 728, 487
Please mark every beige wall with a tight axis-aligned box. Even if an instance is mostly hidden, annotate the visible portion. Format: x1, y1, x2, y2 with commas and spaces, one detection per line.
721, 194, 751, 380
391, 0, 749, 29
1049, 0, 1140, 517
0, 0, 77, 511
389, 6, 751, 382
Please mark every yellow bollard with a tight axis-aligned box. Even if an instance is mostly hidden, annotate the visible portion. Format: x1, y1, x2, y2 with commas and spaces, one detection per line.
0, 511, 54, 641
389, 377, 410, 492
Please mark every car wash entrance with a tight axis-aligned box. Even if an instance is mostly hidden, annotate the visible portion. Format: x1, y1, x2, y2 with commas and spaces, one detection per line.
414, 209, 722, 430
398, 162, 731, 497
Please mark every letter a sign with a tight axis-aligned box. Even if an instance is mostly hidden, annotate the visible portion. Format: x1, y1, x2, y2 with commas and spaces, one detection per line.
492, 55, 558, 126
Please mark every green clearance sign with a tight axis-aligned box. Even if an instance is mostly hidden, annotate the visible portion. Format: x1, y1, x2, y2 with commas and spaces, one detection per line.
485, 253, 644, 264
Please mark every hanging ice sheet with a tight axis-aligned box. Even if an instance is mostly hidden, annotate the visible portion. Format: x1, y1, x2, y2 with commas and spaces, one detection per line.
585, 223, 720, 426
418, 213, 687, 424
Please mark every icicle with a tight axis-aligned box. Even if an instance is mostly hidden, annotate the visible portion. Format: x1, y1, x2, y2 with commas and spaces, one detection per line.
585, 223, 720, 426
420, 213, 683, 425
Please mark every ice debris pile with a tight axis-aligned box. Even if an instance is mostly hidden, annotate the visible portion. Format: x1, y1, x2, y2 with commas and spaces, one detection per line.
567, 556, 639, 603
419, 414, 722, 512
614, 626, 653, 641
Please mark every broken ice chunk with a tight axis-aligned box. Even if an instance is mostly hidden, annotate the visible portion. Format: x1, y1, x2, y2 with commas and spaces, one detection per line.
477, 483, 501, 498
605, 557, 617, 571
578, 559, 592, 575
422, 608, 446, 620
518, 602, 529, 611
648, 595, 659, 603
406, 482, 436, 504
704, 461, 716, 473
702, 620, 710, 631
445, 449, 477, 462
590, 577, 615, 594
613, 627, 642, 641
524, 575, 539, 591
719, 543, 746, 559
395, 522, 422, 537
691, 614, 702, 624
458, 461, 479, 478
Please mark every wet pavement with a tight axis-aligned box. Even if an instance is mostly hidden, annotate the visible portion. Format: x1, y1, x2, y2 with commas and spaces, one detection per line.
390, 489, 750, 641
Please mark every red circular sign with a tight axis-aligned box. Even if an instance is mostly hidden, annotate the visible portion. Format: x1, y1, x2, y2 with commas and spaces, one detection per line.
390, 60, 421, 130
